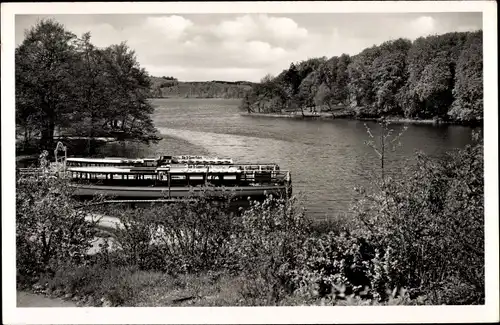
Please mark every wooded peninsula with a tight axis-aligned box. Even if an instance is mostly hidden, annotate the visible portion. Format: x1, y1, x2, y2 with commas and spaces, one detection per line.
240, 31, 483, 125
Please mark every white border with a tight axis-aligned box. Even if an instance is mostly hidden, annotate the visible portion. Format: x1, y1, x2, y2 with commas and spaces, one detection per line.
2, 1, 498, 324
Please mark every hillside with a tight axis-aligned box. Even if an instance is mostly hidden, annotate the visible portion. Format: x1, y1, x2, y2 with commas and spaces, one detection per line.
149, 76, 254, 99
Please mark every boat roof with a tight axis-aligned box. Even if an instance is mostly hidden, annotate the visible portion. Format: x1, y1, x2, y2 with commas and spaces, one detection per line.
68, 166, 133, 173
67, 166, 242, 174
67, 157, 131, 163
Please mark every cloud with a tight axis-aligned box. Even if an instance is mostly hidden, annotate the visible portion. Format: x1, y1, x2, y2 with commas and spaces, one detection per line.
145, 16, 193, 40
211, 15, 257, 40
264, 16, 308, 41
409, 16, 436, 37
211, 14, 308, 47
221, 40, 287, 64
15, 13, 482, 81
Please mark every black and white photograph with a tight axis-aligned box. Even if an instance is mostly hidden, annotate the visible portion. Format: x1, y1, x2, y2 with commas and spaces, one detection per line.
2, 1, 498, 324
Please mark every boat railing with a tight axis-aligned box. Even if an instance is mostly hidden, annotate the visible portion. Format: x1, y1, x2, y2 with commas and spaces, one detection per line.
65, 167, 291, 186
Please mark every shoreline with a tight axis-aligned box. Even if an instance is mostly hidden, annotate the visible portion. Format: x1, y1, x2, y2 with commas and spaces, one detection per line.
239, 112, 479, 126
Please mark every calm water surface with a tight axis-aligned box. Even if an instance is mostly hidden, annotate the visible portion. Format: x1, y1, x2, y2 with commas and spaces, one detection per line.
108, 98, 477, 219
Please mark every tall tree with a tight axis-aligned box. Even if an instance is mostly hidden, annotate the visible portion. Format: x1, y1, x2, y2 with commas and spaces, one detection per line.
449, 31, 483, 122
100, 43, 160, 143
404, 32, 468, 118
413, 55, 454, 118
280, 62, 302, 101
297, 71, 320, 112
347, 46, 382, 112
16, 19, 78, 149
370, 39, 411, 116
318, 54, 351, 107
72, 32, 112, 152
333, 54, 351, 105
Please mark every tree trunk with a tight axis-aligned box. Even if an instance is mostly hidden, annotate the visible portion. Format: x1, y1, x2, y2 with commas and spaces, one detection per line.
41, 119, 55, 151
23, 127, 28, 151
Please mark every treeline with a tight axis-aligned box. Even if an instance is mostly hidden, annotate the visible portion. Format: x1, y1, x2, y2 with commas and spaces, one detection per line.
16, 20, 161, 151
242, 31, 483, 123
149, 77, 254, 99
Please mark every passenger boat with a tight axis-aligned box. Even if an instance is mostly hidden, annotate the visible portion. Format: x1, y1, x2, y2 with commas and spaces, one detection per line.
49, 149, 292, 200
65, 155, 234, 167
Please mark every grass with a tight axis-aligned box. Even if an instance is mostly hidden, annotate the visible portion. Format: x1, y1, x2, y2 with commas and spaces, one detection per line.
36, 264, 271, 307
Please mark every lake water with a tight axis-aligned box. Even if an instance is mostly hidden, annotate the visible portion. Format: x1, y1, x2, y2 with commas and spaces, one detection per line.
105, 98, 477, 219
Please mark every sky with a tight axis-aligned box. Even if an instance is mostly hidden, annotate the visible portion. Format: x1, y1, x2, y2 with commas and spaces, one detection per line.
15, 12, 482, 82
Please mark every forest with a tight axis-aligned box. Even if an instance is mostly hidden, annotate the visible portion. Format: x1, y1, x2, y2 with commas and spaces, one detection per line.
149, 76, 253, 99
15, 19, 161, 152
241, 31, 483, 124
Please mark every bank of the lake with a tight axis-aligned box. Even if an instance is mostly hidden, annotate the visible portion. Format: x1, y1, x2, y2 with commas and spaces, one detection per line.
239, 111, 458, 126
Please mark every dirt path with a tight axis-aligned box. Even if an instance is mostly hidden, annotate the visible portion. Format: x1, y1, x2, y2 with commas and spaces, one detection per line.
17, 291, 77, 307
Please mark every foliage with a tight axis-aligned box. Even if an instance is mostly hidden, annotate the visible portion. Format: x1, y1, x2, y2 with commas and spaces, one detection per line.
243, 31, 482, 123
232, 194, 311, 303
449, 31, 483, 122
96, 190, 240, 274
16, 19, 160, 152
16, 156, 100, 285
41, 263, 140, 306
349, 126, 484, 304
15, 20, 78, 149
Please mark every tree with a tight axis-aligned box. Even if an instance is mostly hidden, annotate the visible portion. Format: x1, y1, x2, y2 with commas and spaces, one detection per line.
448, 31, 483, 123
314, 83, 333, 111
413, 55, 454, 118
404, 32, 468, 119
256, 74, 288, 113
333, 54, 351, 105
99, 43, 160, 143
280, 63, 302, 100
347, 45, 383, 113
72, 32, 112, 152
16, 19, 78, 149
297, 71, 320, 113
318, 54, 351, 107
16, 20, 161, 153
370, 39, 411, 116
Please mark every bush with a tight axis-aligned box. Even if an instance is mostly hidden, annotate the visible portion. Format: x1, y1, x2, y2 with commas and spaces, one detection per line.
281, 126, 484, 305
16, 164, 100, 286
232, 194, 311, 303
106, 189, 240, 274
290, 231, 374, 301
348, 130, 484, 304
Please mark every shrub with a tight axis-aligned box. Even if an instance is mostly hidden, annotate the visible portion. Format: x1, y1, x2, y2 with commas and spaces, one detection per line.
350, 128, 484, 304
16, 162, 100, 286
232, 194, 311, 303
109, 189, 240, 274
290, 231, 374, 301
